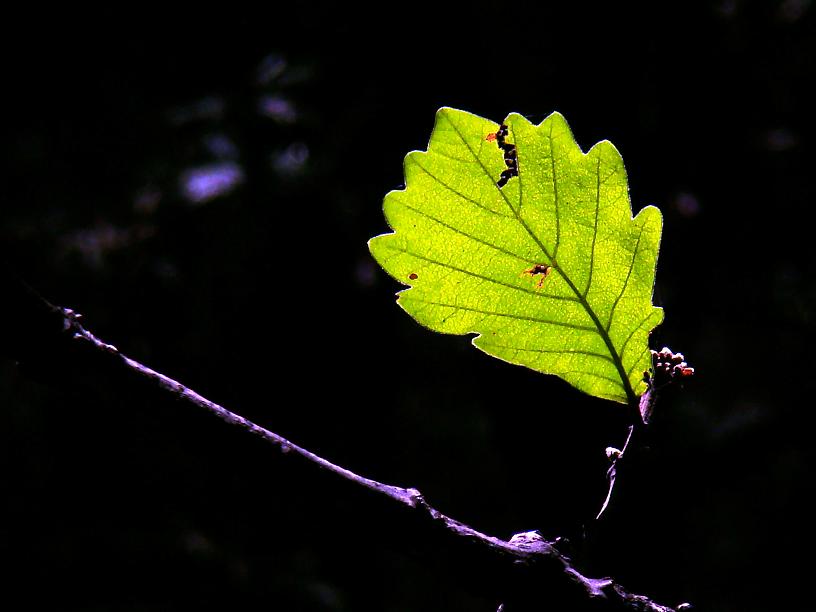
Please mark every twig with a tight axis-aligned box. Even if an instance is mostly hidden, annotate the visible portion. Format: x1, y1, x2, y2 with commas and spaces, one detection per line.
596, 422, 637, 520
597, 350, 695, 521
10, 290, 687, 611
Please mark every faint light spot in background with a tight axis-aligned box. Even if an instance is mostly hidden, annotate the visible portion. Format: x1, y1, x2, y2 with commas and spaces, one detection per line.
307, 581, 344, 610
763, 127, 798, 152
183, 531, 215, 558
715, 0, 738, 17
778, 0, 810, 22
133, 187, 162, 215
355, 259, 377, 287
63, 222, 155, 268
272, 142, 309, 175
257, 54, 287, 85
180, 162, 244, 204
168, 96, 225, 126
153, 258, 179, 281
673, 192, 700, 218
712, 401, 765, 439
63, 223, 126, 268
258, 95, 297, 123
203, 133, 239, 159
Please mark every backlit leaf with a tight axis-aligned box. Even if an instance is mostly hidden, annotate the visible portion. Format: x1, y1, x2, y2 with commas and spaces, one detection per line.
369, 108, 662, 404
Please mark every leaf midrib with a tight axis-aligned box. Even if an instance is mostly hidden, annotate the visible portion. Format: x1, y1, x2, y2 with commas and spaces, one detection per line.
442, 111, 638, 405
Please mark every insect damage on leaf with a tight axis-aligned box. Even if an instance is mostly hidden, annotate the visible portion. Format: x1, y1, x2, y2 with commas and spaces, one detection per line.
523, 263, 553, 288
487, 124, 518, 188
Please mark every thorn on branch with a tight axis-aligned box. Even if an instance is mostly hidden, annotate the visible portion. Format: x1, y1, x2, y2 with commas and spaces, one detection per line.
508, 530, 551, 554
406, 487, 424, 508
61, 307, 120, 355
61, 307, 82, 330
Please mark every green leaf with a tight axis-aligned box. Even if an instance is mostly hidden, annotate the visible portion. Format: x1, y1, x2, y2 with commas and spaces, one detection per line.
369, 108, 662, 404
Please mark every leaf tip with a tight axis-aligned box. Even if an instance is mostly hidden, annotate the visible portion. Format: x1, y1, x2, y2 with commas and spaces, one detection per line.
366, 233, 385, 262
635, 203, 664, 225
541, 110, 571, 131
434, 106, 465, 125
587, 138, 621, 159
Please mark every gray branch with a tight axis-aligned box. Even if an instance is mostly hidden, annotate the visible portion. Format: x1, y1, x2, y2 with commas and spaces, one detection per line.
4, 275, 687, 611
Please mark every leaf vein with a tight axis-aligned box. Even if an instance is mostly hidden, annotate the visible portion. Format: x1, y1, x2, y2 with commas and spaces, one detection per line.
394, 199, 532, 264
410, 157, 508, 218
619, 310, 657, 364
549, 120, 561, 259
477, 343, 614, 364
558, 369, 622, 387
605, 226, 645, 332
627, 345, 652, 380
385, 245, 579, 302
585, 154, 601, 298
402, 297, 596, 333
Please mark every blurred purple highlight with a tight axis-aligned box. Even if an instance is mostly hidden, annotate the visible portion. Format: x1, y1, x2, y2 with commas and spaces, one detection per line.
257, 54, 287, 85
133, 187, 162, 214
258, 95, 297, 123
355, 259, 377, 287
203, 133, 239, 159
764, 128, 798, 152
180, 162, 244, 203
168, 96, 225, 125
778, 0, 810, 22
63, 222, 156, 268
673, 192, 701, 218
272, 142, 309, 175
715, 0, 737, 18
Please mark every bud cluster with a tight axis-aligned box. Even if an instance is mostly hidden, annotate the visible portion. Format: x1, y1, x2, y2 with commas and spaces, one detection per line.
646, 346, 694, 388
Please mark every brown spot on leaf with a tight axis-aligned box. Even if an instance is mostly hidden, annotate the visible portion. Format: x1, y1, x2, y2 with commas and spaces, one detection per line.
408, 273, 418, 280
523, 263, 552, 288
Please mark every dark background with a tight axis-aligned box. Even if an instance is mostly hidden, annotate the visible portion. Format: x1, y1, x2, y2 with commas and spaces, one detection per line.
2, 3, 814, 610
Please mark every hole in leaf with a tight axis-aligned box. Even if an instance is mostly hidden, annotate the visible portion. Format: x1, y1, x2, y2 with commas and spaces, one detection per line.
523, 263, 552, 288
